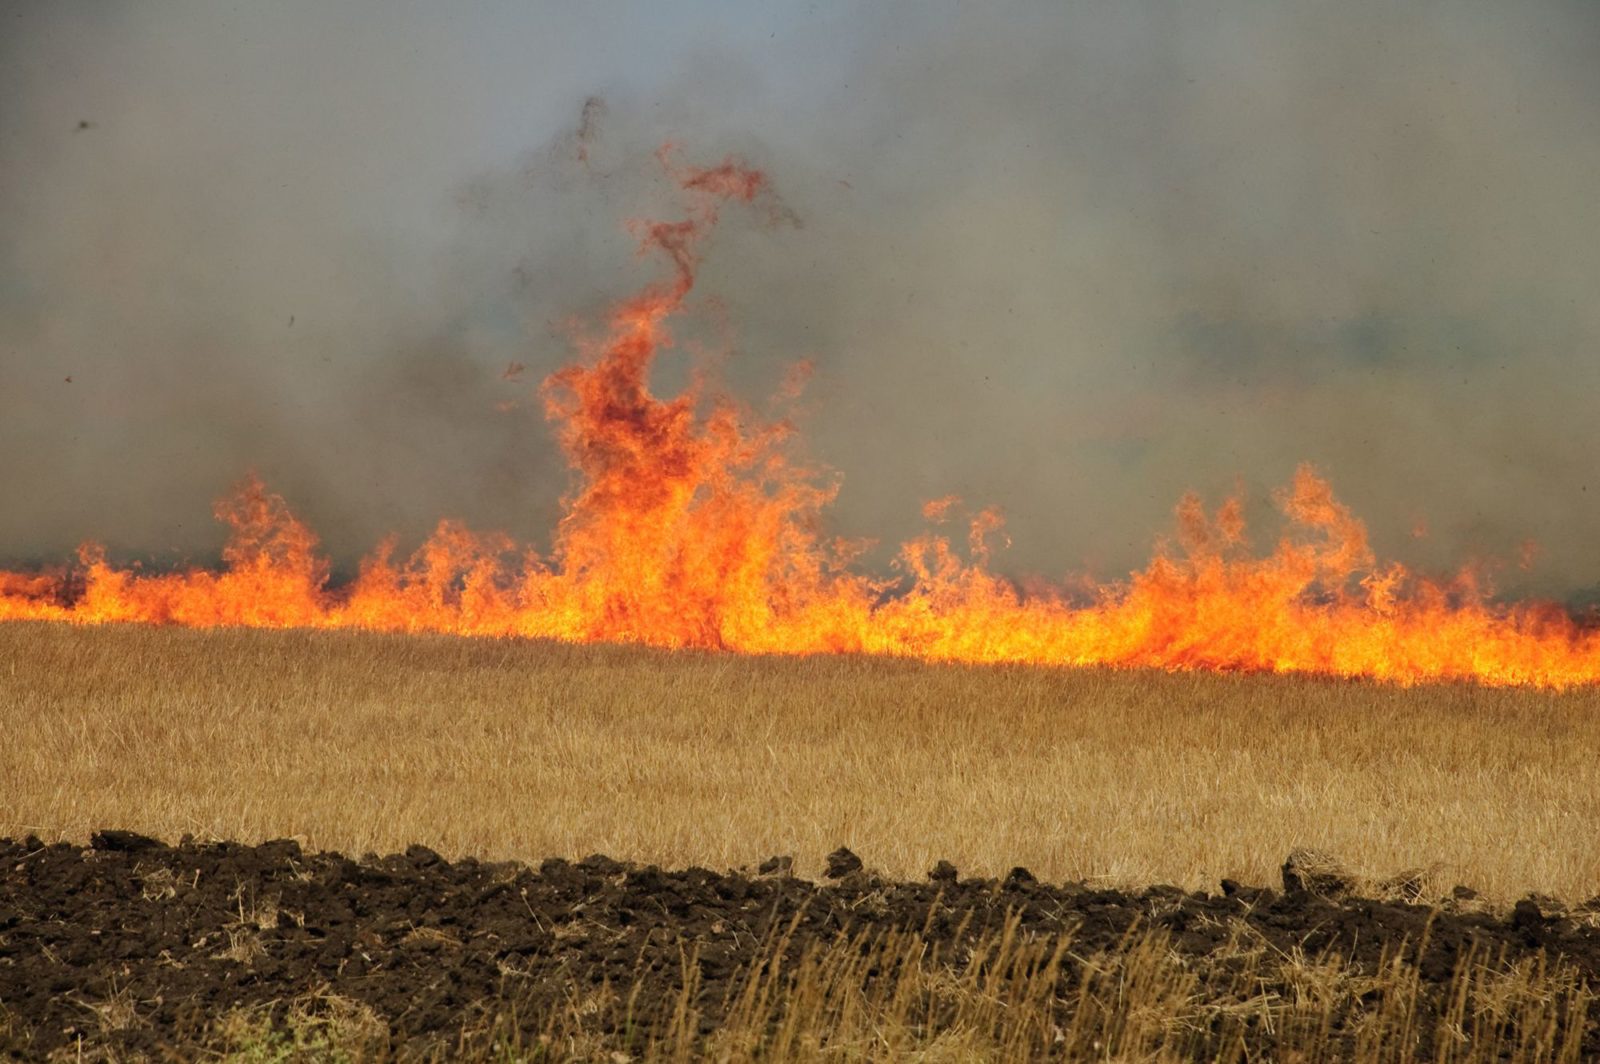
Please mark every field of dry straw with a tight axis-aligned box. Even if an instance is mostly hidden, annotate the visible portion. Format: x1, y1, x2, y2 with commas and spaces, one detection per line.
2, 620, 1596, 903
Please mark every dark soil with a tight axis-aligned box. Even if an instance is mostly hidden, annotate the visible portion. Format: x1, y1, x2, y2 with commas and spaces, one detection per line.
2, 834, 1598, 1059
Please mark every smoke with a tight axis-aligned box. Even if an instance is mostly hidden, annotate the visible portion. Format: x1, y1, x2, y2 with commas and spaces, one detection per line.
4, 1, 1600, 596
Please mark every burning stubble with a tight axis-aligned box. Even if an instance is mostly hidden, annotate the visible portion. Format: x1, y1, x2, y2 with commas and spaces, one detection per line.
2, 150, 1599, 686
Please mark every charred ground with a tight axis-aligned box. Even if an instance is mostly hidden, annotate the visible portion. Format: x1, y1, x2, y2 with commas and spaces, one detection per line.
2, 834, 1597, 1060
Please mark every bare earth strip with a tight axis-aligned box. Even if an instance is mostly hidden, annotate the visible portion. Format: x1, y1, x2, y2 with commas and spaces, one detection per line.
2, 621, 1597, 903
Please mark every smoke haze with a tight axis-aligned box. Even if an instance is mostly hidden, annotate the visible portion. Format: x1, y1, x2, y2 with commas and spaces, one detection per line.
4, 1, 1600, 596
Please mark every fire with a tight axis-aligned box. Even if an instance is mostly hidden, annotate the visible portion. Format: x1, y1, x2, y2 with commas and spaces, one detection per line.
3, 152, 1598, 688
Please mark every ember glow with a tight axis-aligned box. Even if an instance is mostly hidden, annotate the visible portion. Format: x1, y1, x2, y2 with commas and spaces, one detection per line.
3, 154, 1597, 688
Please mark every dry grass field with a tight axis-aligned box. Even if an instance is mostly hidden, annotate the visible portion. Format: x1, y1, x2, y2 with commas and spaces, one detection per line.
2, 620, 1597, 903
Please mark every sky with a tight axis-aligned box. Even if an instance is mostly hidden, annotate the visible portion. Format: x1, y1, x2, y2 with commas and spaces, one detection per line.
3, 0, 1600, 598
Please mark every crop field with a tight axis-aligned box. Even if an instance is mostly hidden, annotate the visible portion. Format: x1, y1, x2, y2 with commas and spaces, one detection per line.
5, 622, 1600, 899
4, 621, 1600, 1060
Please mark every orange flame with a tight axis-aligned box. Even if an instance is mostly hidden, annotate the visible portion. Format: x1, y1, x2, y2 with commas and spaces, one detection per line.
3, 153, 1598, 688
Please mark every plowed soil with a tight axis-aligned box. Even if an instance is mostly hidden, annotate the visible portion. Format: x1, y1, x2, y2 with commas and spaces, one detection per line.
2, 834, 1598, 1059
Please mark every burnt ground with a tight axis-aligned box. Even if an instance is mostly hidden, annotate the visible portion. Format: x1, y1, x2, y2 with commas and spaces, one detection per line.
2, 834, 1599, 1060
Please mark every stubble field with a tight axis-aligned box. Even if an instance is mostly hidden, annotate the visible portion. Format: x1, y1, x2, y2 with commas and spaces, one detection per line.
3, 621, 1598, 899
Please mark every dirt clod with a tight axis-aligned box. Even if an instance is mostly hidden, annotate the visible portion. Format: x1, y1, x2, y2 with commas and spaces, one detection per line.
89, 829, 163, 852
823, 846, 862, 878
1006, 865, 1036, 885
1281, 847, 1355, 897
757, 854, 793, 876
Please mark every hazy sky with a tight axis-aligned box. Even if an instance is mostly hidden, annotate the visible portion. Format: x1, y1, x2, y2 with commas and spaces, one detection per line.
4, 1, 1600, 596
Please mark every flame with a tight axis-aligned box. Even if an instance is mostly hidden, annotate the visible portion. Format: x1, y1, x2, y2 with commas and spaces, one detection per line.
3, 152, 1598, 688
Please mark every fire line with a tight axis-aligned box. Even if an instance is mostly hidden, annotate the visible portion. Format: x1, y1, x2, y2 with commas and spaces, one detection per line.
3, 152, 1597, 689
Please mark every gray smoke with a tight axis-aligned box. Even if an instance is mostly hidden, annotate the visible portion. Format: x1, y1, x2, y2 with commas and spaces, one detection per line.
3, 1, 1599, 597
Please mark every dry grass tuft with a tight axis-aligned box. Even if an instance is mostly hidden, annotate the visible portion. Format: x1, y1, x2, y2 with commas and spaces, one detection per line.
216, 989, 389, 1062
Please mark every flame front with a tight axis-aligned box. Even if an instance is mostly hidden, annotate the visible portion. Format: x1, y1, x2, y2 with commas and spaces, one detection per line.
4, 153, 1597, 688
